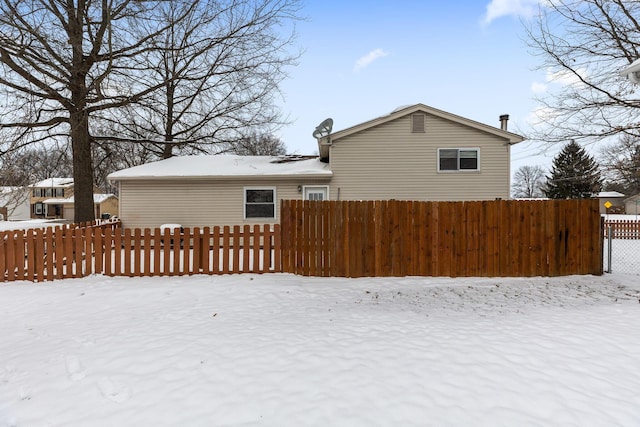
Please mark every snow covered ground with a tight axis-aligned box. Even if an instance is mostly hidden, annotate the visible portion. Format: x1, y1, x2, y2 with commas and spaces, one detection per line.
1, 272, 640, 426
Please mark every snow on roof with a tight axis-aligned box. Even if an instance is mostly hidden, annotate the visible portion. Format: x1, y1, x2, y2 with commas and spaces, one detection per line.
596, 191, 626, 198
30, 178, 74, 188
43, 194, 116, 204
107, 155, 332, 181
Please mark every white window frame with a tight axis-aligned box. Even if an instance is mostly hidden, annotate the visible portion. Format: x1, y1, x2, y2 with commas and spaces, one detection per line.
243, 187, 276, 220
302, 185, 329, 201
437, 148, 480, 172
34, 202, 45, 215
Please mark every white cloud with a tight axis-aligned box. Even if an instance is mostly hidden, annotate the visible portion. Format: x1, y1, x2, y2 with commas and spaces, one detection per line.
530, 81, 547, 94
526, 105, 557, 126
353, 49, 389, 73
482, 0, 541, 25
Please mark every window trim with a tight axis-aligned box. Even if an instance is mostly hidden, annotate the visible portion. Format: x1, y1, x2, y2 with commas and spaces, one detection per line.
302, 185, 329, 201
243, 186, 276, 220
33, 202, 45, 215
437, 147, 480, 172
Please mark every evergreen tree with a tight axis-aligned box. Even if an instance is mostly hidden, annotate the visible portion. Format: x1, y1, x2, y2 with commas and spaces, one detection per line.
544, 141, 602, 199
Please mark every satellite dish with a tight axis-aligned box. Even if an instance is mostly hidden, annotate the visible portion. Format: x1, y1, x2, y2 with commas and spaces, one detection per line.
312, 118, 333, 139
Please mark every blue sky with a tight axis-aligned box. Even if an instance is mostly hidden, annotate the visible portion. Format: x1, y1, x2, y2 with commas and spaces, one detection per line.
275, 0, 555, 172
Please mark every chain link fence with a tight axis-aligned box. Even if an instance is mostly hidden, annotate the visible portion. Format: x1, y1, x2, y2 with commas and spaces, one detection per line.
603, 222, 640, 275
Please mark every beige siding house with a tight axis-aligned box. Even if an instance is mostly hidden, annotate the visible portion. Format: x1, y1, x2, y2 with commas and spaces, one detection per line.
108, 104, 524, 229
30, 178, 118, 220
624, 193, 640, 215
108, 156, 332, 229
319, 104, 523, 201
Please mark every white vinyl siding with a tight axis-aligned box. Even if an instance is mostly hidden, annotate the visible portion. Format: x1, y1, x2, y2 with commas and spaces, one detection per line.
329, 113, 511, 201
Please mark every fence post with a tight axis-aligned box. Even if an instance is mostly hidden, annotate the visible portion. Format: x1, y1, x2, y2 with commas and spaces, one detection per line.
606, 224, 612, 273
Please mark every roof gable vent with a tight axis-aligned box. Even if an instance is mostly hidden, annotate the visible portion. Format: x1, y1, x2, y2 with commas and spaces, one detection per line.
411, 113, 425, 133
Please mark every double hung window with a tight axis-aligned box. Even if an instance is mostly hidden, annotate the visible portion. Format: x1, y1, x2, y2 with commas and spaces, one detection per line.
244, 188, 275, 219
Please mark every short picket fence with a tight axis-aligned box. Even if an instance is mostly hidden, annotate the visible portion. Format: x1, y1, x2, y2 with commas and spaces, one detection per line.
0, 222, 281, 282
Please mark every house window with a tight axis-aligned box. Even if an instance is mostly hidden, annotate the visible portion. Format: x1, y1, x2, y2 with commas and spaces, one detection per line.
438, 148, 479, 171
55, 188, 64, 197
411, 114, 425, 133
33, 202, 45, 215
244, 187, 276, 219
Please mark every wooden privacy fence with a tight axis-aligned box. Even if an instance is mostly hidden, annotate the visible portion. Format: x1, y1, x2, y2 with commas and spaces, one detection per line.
603, 219, 640, 239
0, 223, 280, 282
280, 199, 603, 278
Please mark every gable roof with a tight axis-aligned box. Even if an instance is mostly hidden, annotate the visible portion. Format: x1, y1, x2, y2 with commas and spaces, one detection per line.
596, 191, 626, 198
107, 155, 332, 181
29, 178, 74, 188
325, 103, 525, 144
42, 194, 117, 205
624, 193, 640, 202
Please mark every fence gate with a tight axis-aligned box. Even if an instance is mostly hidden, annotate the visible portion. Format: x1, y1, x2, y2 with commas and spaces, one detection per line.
603, 219, 640, 275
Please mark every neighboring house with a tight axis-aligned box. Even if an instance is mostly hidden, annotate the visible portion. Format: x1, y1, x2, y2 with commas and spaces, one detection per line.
43, 194, 119, 220
0, 186, 30, 220
108, 103, 524, 229
624, 193, 640, 216
29, 178, 75, 219
596, 191, 626, 214
30, 178, 118, 220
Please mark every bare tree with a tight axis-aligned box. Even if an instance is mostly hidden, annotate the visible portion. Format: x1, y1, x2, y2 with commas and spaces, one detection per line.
525, 1, 640, 146
0, 143, 73, 217
0, 1, 280, 222
0, 143, 73, 186
599, 134, 640, 195
231, 132, 287, 156
95, 0, 300, 160
512, 165, 546, 198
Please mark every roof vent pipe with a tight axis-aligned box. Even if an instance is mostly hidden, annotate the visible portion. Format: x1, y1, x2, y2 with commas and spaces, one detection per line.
499, 114, 509, 131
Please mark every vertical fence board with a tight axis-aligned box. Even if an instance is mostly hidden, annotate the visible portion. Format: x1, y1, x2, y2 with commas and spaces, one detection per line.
273, 224, 281, 273
222, 226, 230, 274
122, 229, 132, 277
141, 229, 150, 276
45, 228, 54, 281
25, 229, 35, 282
152, 228, 160, 276
104, 227, 113, 276
0, 232, 5, 282
201, 227, 211, 274
94, 227, 103, 275
15, 232, 25, 280
178, 228, 187, 276
131, 228, 140, 277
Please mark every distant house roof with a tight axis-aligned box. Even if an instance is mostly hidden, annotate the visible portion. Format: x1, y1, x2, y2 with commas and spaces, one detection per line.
30, 178, 74, 188
107, 155, 332, 181
624, 193, 640, 202
596, 191, 626, 198
42, 194, 117, 205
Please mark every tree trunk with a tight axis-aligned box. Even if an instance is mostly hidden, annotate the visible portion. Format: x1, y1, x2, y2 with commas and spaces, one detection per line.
71, 110, 95, 223
69, 0, 95, 223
